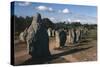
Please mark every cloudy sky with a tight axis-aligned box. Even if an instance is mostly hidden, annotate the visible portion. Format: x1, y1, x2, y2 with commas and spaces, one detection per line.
13, 1, 97, 24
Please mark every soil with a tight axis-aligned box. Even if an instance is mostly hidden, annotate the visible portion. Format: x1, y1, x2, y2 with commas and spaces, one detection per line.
14, 29, 97, 65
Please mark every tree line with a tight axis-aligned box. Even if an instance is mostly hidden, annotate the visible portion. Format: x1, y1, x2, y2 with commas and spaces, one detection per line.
12, 15, 97, 35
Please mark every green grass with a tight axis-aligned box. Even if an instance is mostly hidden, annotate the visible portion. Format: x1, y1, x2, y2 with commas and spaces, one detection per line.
87, 29, 97, 40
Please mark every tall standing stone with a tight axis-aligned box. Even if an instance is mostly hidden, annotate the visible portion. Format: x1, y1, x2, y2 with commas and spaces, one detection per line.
26, 13, 51, 60
59, 29, 66, 47
55, 30, 60, 48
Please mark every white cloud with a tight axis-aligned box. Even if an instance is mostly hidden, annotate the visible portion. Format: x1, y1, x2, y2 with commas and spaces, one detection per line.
35, 6, 54, 12
18, 2, 31, 6
49, 17, 57, 22
74, 19, 80, 22
50, 17, 55, 20
35, 6, 48, 11
48, 8, 53, 12
58, 8, 70, 14
67, 18, 71, 22
62, 8, 69, 13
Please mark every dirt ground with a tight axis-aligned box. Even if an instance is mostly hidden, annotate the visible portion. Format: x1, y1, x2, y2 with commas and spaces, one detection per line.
14, 29, 97, 65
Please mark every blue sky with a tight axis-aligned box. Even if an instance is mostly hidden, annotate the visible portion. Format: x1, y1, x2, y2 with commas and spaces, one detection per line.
13, 1, 97, 24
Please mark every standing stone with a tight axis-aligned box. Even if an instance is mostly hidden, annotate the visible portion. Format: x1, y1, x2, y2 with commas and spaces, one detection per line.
52, 29, 55, 37
19, 32, 25, 42
55, 30, 60, 48
69, 30, 72, 44
73, 29, 77, 44
59, 29, 66, 47
70, 29, 75, 44
27, 13, 51, 59
26, 14, 39, 54
19, 28, 28, 42
47, 28, 52, 37
76, 29, 81, 43
66, 29, 72, 45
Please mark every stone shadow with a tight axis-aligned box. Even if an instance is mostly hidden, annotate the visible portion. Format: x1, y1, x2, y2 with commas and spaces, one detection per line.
17, 46, 93, 66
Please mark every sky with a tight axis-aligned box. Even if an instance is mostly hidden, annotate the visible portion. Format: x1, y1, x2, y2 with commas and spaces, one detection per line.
12, 1, 97, 24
